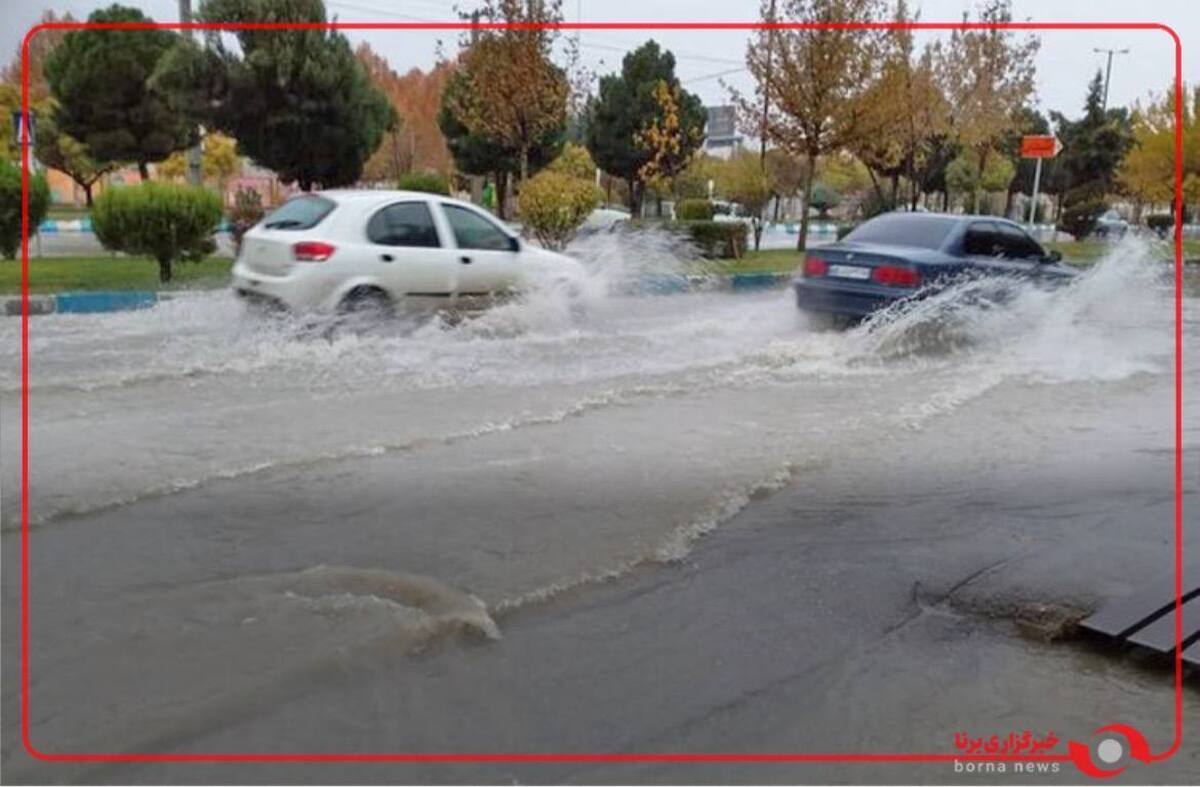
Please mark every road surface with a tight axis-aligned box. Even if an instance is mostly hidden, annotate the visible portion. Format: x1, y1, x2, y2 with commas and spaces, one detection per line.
2, 237, 1197, 783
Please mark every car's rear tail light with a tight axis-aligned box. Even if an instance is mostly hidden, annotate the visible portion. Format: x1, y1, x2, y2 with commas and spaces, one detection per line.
802, 256, 828, 278
871, 264, 921, 287
293, 241, 336, 262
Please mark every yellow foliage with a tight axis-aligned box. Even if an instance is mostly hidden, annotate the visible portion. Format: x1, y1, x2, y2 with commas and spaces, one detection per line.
517, 170, 599, 251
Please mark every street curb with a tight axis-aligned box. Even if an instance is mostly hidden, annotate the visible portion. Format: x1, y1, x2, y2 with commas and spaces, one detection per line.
2, 274, 797, 316
2, 290, 158, 316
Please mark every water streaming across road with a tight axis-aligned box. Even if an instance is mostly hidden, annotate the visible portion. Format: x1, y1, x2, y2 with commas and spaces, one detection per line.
1, 235, 1196, 781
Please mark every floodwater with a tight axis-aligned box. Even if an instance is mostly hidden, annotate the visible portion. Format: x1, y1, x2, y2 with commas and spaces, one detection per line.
1, 234, 1197, 784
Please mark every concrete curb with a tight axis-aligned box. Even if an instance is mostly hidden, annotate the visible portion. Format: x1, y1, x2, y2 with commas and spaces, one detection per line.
2, 290, 158, 316
2, 274, 796, 317
622, 272, 792, 295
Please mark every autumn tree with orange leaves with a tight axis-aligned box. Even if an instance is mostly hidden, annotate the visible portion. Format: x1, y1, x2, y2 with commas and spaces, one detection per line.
356, 43, 453, 184
446, 0, 568, 186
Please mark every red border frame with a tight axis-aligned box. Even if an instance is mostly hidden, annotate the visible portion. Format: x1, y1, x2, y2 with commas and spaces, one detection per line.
16, 18, 1185, 773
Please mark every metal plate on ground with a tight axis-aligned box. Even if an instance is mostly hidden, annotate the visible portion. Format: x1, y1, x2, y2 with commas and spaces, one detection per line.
1126, 595, 1200, 652
1080, 566, 1200, 657
1183, 640, 1200, 669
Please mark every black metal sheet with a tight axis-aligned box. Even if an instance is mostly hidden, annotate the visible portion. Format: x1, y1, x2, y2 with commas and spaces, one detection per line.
1183, 640, 1200, 669
1080, 566, 1200, 639
1126, 595, 1200, 653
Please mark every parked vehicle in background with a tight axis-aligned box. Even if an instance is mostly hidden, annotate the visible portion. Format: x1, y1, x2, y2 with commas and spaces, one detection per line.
793, 212, 1076, 326
232, 191, 585, 316
712, 200, 751, 225
1093, 209, 1129, 239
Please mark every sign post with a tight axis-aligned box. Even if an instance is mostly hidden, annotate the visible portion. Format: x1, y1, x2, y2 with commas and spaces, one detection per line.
1020, 134, 1061, 227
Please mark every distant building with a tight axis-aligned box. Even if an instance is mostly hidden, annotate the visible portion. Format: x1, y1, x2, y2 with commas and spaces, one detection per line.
703, 105, 744, 159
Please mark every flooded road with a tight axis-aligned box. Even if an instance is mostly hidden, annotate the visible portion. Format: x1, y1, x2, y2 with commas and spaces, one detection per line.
1, 238, 1197, 783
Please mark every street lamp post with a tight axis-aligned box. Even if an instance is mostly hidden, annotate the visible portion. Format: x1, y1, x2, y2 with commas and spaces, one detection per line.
1093, 47, 1130, 113
180, 0, 203, 186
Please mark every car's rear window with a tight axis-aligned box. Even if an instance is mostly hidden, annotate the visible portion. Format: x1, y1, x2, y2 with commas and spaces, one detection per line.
843, 214, 959, 250
260, 195, 336, 231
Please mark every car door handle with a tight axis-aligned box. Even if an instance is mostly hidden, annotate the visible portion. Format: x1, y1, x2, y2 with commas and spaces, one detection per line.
380, 253, 394, 262
460, 255, 473, 265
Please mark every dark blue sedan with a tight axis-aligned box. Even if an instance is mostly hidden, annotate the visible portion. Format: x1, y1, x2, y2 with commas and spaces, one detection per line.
793, 212, 1077, 325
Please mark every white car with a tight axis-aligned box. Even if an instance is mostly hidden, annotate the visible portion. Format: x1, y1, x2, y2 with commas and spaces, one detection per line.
232, 190, 585, 315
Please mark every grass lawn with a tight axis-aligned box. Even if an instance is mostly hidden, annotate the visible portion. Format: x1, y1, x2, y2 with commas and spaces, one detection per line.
0, 256, 234, 295
705, 249, 802, 275
45, 205, 92, 221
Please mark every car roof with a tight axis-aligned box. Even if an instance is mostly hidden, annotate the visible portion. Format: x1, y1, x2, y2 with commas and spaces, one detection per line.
873, 211, 1026, 229
317, 189, 444, 203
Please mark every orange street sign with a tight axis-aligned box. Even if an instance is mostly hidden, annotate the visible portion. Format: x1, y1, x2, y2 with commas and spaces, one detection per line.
1021, 135, 1061, 158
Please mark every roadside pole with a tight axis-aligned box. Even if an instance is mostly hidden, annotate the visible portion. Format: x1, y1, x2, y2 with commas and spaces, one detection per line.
1020, 134, 1061, 230
1027, 157, 1042, 225
180, 0, 203, 187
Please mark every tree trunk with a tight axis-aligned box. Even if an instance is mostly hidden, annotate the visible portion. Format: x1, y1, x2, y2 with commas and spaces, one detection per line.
941, 190, 949, 212
753, 218, 763, 251
889, 173, 899, 207
158, 258, 172, 284
495, 171, 510, 220
626, 177, 638, 215
83, 183, 94, 207
972, 146, 988, 215
138, 161, 150, 181
797, 152, 817, 252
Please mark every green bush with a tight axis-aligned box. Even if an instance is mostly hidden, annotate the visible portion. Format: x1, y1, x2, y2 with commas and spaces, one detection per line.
92, 182, 223, 282
398, 171, 450, 195
809, 182, 840, 218
665, 220, 748, 259
0, 160, 51, 260
676, 198, 714, 221
517, 170, 600, 251
1058, 189, 1107, 240
1145, 213, 1174, 235
228, 186, 264, 254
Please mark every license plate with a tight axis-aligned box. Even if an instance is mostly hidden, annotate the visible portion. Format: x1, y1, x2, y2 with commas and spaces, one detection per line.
828, 264, 871, 280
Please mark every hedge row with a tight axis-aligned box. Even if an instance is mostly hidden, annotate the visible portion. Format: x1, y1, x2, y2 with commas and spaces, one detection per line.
661, 220, 748, 259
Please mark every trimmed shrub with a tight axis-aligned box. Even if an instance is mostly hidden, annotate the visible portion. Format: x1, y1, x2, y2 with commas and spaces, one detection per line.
92, 182, 223, 282
666, 220, 748, 259
228, 186, 264, 254
517, 170, 600, 251
809, 182, 840, 218
1145, 213, 1174, 235
1058, 189, 1107, 241
676, 198, 714, 221
398, 171, 450, 195
0, 160, 51, 260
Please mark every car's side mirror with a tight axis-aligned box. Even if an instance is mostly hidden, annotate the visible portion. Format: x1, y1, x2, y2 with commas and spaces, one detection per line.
1043, 250, 1062, 263
508, 236, 521, 252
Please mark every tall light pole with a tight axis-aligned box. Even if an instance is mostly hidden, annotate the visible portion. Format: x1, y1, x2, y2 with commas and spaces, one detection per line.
1093, 47, 1130, 113
180, 0, 203, 186
758, 0, 777, 171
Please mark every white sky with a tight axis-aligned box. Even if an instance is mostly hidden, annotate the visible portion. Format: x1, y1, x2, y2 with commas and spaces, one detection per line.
3, 0, 1197, 118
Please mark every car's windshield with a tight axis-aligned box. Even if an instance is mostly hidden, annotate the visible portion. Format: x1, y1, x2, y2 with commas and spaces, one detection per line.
843, 214, 959, 249
260, 195, 336, 230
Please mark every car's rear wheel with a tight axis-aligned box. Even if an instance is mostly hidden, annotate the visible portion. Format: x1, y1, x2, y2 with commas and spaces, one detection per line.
338, 286, 394, 321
